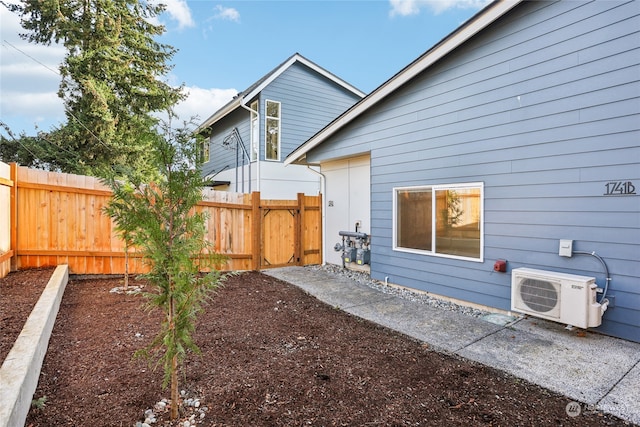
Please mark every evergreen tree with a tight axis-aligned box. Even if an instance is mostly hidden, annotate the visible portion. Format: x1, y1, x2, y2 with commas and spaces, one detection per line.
0, 122, 44, 168
5, 0, 183, 179
103, 121, 226, 420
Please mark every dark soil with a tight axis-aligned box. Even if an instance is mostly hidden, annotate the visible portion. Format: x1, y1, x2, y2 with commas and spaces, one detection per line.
0, 267, 54, 362
0, 268, 630, 426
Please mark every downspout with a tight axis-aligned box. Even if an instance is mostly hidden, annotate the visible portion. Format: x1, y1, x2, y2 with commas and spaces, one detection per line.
239, 102, 260, 193
306, 165, 327, 265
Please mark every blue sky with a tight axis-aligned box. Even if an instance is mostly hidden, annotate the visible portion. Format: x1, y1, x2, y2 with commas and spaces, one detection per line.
0, 0, 488, 137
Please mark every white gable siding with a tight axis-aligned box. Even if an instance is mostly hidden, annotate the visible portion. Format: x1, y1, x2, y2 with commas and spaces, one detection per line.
308, 1, 640, 342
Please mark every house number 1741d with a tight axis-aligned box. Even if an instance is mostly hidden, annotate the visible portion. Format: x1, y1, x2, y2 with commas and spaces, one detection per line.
604, 181, 636, 196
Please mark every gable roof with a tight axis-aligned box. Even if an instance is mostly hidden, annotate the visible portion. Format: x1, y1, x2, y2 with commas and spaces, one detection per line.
284, 0, 523, 165
196, 53, 366, 134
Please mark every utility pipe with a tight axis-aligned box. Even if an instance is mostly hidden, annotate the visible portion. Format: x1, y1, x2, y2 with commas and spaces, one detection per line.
573, 250, 611, 305
239, 102, 260, 193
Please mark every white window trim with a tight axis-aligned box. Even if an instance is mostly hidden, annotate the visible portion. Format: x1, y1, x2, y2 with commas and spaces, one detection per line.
392, 182, 484, 262
250, 100, 259, 162
264, 99, 281, 162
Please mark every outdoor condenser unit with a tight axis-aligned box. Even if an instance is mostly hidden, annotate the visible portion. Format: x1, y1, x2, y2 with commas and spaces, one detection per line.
511, 268, 604, 329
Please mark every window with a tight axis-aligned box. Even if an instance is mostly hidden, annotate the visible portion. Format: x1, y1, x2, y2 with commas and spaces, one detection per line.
250, 100, 258, 161
199, 138, 210, 164
265, 100, 280, 161
394, 182, 483, 261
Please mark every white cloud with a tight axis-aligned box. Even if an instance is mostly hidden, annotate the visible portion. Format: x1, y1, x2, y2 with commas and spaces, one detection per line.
214, 5, 240, 22
161, 0, 195, 29
0, 8, 66, 133
389, 0, 490, 17
389, 0, 420, 17
169, 86, 237, 125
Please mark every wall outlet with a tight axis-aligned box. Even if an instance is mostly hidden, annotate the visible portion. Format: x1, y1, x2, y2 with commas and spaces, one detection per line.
559, 239, 573, 257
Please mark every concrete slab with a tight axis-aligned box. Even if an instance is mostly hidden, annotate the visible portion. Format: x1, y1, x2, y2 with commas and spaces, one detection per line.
595, 357, 640, 425
458, 317, 640, 405
343, 296, 504, 353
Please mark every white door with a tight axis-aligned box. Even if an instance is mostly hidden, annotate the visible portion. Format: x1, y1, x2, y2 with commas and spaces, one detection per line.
322, 155, 371, 266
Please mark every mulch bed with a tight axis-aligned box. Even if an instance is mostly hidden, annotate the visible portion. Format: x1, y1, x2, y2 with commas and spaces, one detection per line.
0, 268, 630, 426
0, 267, 54, 362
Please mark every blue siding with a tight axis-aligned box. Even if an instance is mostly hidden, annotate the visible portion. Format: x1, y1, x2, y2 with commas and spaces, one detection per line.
204, 59, 362, 176
261, 62, 362, 161
203, 109, 250, 178
309, 1, 640, 342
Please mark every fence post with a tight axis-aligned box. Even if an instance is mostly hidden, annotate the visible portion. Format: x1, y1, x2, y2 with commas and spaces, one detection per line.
296, 193, 304, 266
251, 191, 261, 271
9, 163, 18, 271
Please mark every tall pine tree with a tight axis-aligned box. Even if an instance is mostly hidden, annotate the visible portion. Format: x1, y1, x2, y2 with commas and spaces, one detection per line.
6, 0, 183, 179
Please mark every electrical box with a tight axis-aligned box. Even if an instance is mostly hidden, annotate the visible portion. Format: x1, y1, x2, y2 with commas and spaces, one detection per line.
559, 239, 573, 257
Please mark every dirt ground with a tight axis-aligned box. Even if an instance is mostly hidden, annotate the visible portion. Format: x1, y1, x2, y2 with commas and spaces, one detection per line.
0, 267, 54, 362
0, 268, 630, 426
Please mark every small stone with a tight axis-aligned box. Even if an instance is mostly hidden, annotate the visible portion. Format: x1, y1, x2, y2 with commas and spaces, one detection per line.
182, 421, 190, 427
200, 412, 206, 419
193, 400, 200, 408
180, 390, 187, 397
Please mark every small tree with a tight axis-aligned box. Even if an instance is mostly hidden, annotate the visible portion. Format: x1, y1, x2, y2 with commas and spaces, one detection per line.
103, 121, 224, 420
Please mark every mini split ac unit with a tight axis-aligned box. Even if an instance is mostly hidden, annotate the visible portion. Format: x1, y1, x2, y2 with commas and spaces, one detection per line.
511, 268, 603, 329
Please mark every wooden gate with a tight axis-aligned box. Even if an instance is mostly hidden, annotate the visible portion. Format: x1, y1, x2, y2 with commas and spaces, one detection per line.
259, 194, 322, 269
261, 205, 298, 268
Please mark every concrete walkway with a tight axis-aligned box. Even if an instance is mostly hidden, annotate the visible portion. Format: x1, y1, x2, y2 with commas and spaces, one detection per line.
262, 266, 640, 425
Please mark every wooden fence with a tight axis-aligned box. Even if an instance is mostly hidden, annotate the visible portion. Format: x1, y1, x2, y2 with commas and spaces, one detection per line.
0, 163, 322, 276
